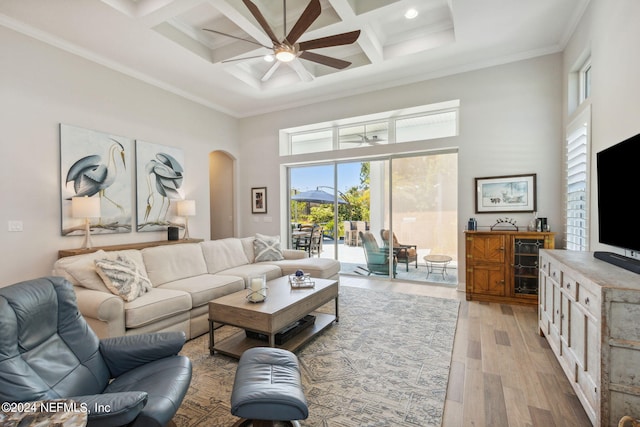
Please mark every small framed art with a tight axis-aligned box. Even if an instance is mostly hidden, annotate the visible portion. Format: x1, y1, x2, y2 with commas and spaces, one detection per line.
475, 174, 536, 213
251, 187, 267, 214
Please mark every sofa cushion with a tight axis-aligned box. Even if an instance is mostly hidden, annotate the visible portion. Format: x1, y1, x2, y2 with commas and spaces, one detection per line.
200, 239, 250, 274
62, 250, 111, 292
95, 255, 153, 302
253, 234, 284, 262
142, 244, 207, 286
218, 264, 283, 285
59, 250, 150, 294
240, 237, 256, 263
282, 249, 308, 260
123, 287, 192, 329
158, 274, 245, 308
271, 257, 341, 279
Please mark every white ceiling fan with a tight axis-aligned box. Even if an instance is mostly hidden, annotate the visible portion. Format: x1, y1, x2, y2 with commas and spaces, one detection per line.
340, 134, 386, 146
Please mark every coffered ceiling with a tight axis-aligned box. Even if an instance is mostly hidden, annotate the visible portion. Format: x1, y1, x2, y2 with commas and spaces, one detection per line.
0, 0, 589, 117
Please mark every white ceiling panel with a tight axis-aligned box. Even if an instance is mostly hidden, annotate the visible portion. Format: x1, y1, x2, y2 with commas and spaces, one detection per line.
0, 0, 590, 117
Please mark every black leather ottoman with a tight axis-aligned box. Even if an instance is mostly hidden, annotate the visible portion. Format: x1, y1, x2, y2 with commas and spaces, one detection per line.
230, 347, 308, 427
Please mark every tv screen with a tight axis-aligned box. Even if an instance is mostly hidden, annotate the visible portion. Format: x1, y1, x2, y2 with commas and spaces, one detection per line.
597, 133, 640, 254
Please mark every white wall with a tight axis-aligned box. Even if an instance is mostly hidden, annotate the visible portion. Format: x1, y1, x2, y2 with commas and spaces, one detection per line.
4, 0, 636, 287
238, 54, 565, 284
563, 0, 640, 255
0, 26, 239, 285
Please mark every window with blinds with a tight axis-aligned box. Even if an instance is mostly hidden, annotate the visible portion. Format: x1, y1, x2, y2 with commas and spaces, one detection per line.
565, 107, 590, 251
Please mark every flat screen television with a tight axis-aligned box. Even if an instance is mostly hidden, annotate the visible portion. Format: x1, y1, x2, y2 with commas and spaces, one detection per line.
595, 133, 640, 274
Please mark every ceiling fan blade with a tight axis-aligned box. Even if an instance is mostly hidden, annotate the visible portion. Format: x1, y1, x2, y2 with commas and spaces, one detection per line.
288, 59, 314, 82
261, 61, 281, 81
242, 0, 280, 44
286, 0, 321, 44
297, 30, 361, 51
299, 51, 351, 69
202, 29, 270, 49
341, 137, 384, 145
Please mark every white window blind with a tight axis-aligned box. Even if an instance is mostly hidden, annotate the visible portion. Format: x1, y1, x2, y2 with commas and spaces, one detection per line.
565, 124, 589, 251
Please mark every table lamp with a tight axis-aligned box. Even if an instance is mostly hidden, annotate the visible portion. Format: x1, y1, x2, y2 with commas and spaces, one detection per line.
177, 199, 195, 240
71, 196, 101, 249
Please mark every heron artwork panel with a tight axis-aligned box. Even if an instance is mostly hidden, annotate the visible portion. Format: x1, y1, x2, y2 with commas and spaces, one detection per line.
136, 140, 186, 232
60, 124, 133, 236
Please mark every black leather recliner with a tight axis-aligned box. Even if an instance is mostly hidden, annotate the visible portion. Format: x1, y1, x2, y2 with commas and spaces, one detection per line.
0, 276, 192, 427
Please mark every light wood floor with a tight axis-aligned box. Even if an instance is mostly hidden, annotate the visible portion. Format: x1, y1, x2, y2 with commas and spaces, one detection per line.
339, 274, 592, 427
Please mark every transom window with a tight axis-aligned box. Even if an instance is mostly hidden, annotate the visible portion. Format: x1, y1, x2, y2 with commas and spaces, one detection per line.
579, 60, 591, 103
281, 100, 459, 156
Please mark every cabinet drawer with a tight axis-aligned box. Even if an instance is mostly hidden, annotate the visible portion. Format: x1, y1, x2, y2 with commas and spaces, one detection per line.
576, 363, 598, 419
578, 284, 600, 319
549, 263, 562, 284
562, 273, 578, 301
560, 292, 570, 345
546, 316, 561, 355
539, 254, 551, 275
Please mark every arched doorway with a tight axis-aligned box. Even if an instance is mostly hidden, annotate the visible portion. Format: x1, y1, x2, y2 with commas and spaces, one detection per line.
209, 151, 235, 239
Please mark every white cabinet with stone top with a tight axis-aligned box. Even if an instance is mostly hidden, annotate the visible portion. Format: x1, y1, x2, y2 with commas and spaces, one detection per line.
538, 249, 640, 427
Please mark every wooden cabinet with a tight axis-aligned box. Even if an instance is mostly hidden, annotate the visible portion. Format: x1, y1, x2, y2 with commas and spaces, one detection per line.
538, 249, 640, 426
465, 230, 555, 305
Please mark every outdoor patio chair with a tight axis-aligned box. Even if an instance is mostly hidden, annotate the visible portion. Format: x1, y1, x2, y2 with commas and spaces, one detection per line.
310, 225, 323, 257
359, 231, 397, 277
354, 221, 367, 246
294, 225, 313, 251
343, 221, 357, 246
380, 229, 418, 271
296, 224, 322, 257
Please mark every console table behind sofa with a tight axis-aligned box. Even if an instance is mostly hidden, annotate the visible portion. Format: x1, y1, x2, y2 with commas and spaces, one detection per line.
58, 238, 204, 258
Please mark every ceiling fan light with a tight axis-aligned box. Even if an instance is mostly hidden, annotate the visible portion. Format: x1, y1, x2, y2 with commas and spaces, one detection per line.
275, 45, 296, 62
275, 50, 296, 62
264, 54, 275, 62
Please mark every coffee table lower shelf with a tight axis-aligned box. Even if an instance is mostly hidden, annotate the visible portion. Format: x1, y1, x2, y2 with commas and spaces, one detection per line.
210, 312, 335, 358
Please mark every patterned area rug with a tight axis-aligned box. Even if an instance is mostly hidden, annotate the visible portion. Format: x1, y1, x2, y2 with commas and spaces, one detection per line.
174, 285, 460, 427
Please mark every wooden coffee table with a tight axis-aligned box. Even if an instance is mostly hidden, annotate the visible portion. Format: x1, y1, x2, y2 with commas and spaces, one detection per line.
208, 276, 339, 358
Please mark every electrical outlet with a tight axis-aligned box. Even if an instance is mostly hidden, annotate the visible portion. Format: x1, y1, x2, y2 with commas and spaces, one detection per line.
8, 221, 23, 232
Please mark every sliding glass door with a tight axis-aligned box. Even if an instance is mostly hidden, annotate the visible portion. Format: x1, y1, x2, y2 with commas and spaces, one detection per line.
386, 153, 458, 282
288, 151, 457, 284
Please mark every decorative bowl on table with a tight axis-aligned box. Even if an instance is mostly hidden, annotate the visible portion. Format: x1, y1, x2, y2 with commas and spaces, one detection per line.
289, 269, 315, 288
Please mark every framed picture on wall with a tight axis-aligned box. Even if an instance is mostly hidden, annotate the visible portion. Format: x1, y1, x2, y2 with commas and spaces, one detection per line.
135, 140, 185, 232
251, 187, 267, 214
60, 124, 133, 236
475, 173, 537, 213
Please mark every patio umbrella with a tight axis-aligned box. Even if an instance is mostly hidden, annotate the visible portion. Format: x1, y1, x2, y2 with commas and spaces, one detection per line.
291, 189, 347, 204
292, 188, 348, 224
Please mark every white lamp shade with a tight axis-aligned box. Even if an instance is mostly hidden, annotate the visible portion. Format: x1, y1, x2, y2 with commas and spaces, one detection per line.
177, 199, 196, 217
71, 196, 101, 218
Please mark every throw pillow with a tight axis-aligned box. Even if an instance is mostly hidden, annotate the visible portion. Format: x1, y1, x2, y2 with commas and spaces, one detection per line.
64, 250, 111, 293
94, 255, 152, 302
253, 233, 284, 262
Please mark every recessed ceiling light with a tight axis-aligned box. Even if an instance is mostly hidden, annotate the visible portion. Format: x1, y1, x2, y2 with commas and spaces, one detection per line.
405, 8, 418, 19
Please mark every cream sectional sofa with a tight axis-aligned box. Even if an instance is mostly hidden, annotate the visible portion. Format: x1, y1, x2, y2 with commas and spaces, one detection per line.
53, 237, 340, 340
